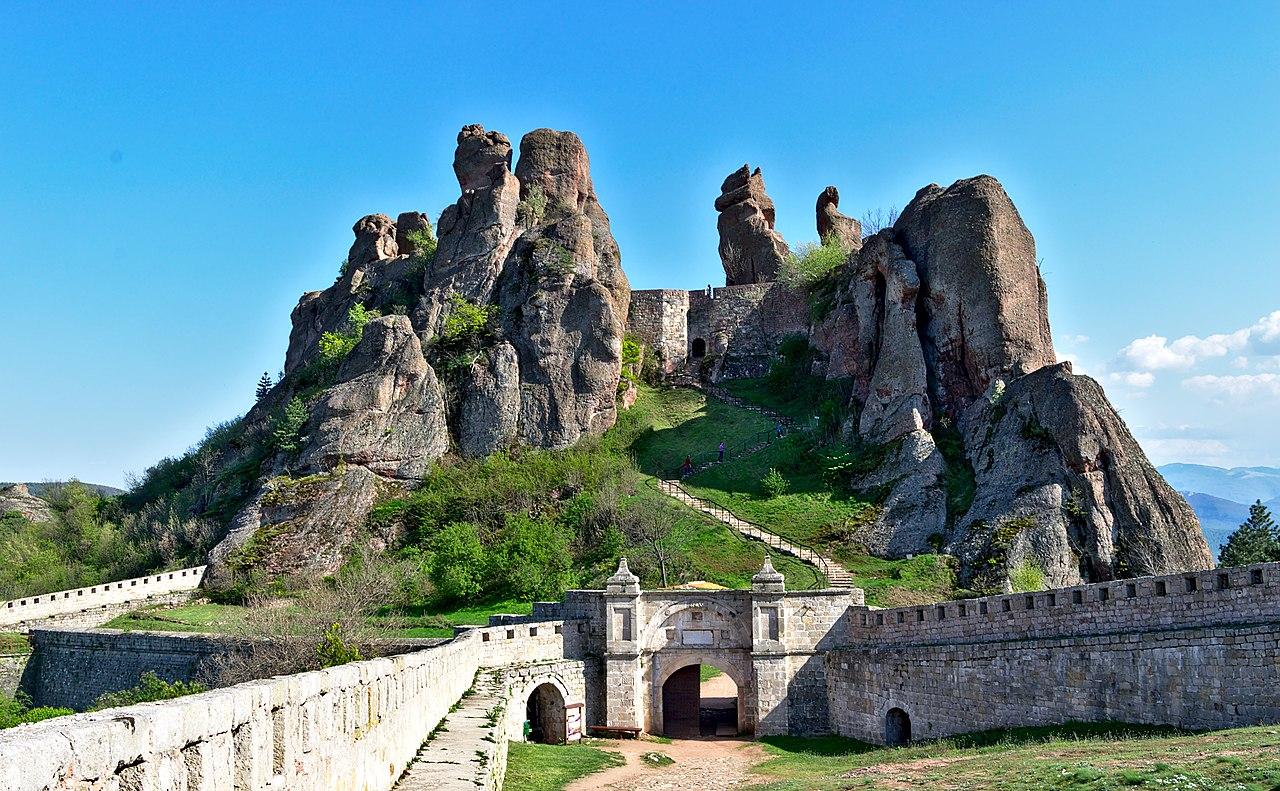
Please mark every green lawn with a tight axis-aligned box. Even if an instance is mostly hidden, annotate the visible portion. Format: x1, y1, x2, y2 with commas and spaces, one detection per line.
749, 724, 1280, 791
621, 384, 776, 477
104, 601, 251, 633
503, 740, 624, 791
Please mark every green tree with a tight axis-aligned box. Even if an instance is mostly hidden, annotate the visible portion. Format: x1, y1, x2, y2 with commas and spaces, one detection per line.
89, 672, 205, 711
271, 397, 309, 454
316, 623, 363, 668
1219, 500, 1280, 567
490, 515, 574, 601
428, 521, 488, 602
255, 371, 273, 402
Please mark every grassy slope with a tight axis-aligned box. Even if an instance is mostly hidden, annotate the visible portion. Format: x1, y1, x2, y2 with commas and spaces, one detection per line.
0, 633, 30, 655
503, 741, 624, 791
749, 724, 1280, 790
641, 381, 954, 606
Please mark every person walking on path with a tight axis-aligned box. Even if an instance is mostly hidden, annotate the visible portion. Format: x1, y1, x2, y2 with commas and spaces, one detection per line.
681, 455, 693, 479
718, 441, 726, 463
775, 421, 784, 440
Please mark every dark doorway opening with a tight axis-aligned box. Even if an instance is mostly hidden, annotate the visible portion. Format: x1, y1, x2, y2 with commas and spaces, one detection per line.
526, 683, 567, 743
661, 664, 739, 738
691, 338, 707, 358
885, 707, 911, 746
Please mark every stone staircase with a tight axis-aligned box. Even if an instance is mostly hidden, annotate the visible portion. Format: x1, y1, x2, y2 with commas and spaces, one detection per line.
653, 382, 854, 589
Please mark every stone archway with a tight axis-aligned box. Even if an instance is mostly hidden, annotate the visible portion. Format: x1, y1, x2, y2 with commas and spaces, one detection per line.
691, 338, 707, 358
885, 707, 911, 746
659, 663, 742, 738
526, 682, 567, 744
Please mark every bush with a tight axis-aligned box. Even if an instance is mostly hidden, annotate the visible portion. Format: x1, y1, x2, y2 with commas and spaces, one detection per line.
318, 304, 379, 368
516, 184, 548, 226
429, 522, 488, 602
761, 468, 790, 499
779, 235, 851, 291
436, 294, 499, 371
489, 516, 575, 601
1009, 559, 1046, 592
316, 623, 363, 668
269, 397, 309, 454
0, 693, 72, 729
89, 671, 206, 711
402, 224, 438, 262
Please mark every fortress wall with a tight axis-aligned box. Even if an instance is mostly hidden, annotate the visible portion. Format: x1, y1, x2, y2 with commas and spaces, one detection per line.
827, 622, 1280, 744
849, 562, 1280, 646
0, 620, 582, 791
687, 283, 809, 379
0, 654, 29, 699
0, 566, 205, 633
627, 289, 690, 372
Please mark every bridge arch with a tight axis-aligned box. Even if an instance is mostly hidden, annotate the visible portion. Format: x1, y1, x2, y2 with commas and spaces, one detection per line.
505, 671, 581, 743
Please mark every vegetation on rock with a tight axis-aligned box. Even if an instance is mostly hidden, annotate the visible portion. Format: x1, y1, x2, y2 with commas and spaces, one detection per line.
88, 671, 205, 712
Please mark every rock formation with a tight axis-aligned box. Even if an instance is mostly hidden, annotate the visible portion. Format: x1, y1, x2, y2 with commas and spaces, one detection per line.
816, 186, 861, 252
203, 125, 629, 587
715, 165, 790, 285
0, 483, 54, 523
813, 175, 1212, 587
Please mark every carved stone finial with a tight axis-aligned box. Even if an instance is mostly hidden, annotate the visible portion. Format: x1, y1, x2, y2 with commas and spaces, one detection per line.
752, 556, 786, 592
606, 557, 641, 595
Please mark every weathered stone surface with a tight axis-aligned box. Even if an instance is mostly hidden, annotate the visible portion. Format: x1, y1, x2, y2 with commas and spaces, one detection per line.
495, 128, 630, 448
715, 165, 790, 286
894, 175, 1055, 418
348, 213, 399, 268
954, 363, 1213, 588
857, 236, 930, 444
0, 483, 53, 523
299, 315, 448, 479
848, 430, 947, 558
456, 342, 520, 459
421, 125, 521, 335
816, 186, 861, 252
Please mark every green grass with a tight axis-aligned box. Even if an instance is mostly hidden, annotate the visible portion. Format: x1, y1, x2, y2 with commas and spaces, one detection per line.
0, 632, 30, 655
748, 724, 1280, 791
503, 740, 625, 791
719, 377, 825, 422
699, 664, 723, 682
370, 598, 535, 638
622, 384, 776, 477
104, 601, 251, 633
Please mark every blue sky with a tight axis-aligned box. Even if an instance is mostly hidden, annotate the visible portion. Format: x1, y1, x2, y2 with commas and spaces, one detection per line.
1, 2, 1278, 487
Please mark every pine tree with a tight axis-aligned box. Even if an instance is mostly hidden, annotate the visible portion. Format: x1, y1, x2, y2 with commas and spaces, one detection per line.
255, 371, 273, 402
1218, 500, 1280, 567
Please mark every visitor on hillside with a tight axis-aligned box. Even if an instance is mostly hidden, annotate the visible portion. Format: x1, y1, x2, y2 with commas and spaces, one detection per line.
718, 441, 726, 462
775, 422, 784, 440
681, 455, 693, 478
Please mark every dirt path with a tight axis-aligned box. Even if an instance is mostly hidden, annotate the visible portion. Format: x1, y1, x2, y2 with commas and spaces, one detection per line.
565, 738, 767, 791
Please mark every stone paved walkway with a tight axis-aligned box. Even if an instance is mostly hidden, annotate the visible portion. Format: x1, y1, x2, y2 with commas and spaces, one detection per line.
395, 670, 504, 791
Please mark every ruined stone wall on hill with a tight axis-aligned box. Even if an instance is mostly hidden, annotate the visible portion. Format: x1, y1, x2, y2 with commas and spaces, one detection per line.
829, 561, 1280, 743
0, 566, 205, 633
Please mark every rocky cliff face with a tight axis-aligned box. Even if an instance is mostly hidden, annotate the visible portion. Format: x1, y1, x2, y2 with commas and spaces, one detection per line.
0, 483, 54, 523
203, 125, 628, 587
813, 175, 1212, 588
716, 165, 790, 285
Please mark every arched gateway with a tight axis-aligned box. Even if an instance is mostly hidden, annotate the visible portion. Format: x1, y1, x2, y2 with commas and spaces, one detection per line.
597, 557, 859, 738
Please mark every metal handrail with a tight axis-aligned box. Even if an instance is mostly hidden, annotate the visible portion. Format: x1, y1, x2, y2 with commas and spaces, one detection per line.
653, 477, 840, 587
643, 477, 826, 591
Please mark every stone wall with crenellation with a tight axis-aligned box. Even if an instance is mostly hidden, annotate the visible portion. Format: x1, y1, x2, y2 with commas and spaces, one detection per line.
0, 566, 205, 633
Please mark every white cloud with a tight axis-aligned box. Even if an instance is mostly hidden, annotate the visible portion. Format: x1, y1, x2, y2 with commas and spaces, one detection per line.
1232, 356, 1249, 369
1182, 373, 1280, 399
1063, 334, 1090, 344
1114, 310, 1280, 373
1107, 371, 1155, 388
1139, 437, 1233, 464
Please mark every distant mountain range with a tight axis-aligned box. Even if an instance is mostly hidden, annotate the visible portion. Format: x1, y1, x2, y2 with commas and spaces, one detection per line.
0, 481, 126, 498
1157, 464, 1280, 559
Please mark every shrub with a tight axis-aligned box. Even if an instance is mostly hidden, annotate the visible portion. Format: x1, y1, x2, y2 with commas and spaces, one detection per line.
318, 304, 380, 368
436, 295, 499, 371
316, 622, 364, 668
489, 515, 575, 601
761, 468, 790, 499
429, 522, 488, 602
1009, 559, 1047, 592
0, 693, 72, 729
516, 184, 548, 226
89, 671, 205, 711
402, 224, 438, 262
779, 235, 851, 291
270, 397, 309, 454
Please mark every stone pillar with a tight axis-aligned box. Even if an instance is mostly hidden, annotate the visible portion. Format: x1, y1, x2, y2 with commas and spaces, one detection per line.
603, 558, 643, 730
751, 558, 790, 735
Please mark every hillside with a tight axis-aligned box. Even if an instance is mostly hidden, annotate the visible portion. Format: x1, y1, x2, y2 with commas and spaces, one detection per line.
0, 482, 125, 498
1159, 463, 1280, 505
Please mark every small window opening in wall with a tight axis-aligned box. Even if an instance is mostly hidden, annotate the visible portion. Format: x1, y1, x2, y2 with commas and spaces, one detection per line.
861, 614, 868, 626
64, 592, 69, 599
691, 338, 707, 358
1126, 583, 1137, 597
1217, 573, 1230, 590
33, 598, 39, 604
896, 612, 905, 624
529, 626, 538, 637
876, 613, 884, 625
1001, 599, 1011, 613
1099, 588, 1110, 602
130, 581, 136, 586
1251, 569, 1264, 585
1047, 593, 1057, 607
577, 623, 585, 633
957, 603, 967, 617
91, 587, 97, 593
1025, 596, 1035, 610
1185, 577, 1198, 593
506, 629, 515, 639
936, 606, 946, 620
1155, 581, 1167, 596
117, 583, 123, 589
916, 609, 924, 622
5, 603, 11, 609
555, 625, 563, 635
1072, 590, 1083, 605
482, 633, 491, 642
979, 601, 988, 615
169, 574, 174, 580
